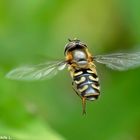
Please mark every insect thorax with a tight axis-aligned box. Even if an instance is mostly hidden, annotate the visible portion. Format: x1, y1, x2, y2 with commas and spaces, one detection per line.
67, 48, 92, 68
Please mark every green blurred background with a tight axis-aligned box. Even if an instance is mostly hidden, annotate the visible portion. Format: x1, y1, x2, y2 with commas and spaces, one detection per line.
0, 0, 140, 140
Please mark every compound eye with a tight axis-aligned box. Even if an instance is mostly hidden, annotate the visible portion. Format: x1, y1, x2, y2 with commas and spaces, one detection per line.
79, 42, 87, 48
64, 42, 75, 55
64, 40, 87, 55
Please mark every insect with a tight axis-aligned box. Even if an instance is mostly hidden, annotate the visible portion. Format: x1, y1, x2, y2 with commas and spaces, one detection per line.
6, 38, 140, 114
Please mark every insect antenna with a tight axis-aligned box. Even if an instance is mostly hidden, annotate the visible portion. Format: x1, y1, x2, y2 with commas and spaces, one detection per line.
68, 38, 80, 42
82, 97, 86, 115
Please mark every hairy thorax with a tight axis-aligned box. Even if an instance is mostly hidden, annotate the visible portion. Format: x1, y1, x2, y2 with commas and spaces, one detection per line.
71, 49, 89, 68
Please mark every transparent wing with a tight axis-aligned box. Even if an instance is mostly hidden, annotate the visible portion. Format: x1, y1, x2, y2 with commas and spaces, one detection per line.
94, 52, 140, 71
6, 60, 67, 81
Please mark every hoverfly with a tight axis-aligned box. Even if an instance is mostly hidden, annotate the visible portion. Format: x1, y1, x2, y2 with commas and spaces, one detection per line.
6, 39, 140, 114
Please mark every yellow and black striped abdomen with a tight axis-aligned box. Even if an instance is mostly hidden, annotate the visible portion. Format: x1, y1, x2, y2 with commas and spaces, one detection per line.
73, 69, 100, 101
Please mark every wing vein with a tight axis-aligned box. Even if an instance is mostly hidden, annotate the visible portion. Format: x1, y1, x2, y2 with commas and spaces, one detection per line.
94, 52, 140, 71
6, 60, 67, 81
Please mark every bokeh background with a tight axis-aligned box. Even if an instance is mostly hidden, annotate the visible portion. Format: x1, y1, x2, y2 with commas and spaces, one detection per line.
0, 0, 140, 140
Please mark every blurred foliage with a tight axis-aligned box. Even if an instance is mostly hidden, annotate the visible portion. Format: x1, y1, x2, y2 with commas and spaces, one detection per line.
0, 0, 140, 140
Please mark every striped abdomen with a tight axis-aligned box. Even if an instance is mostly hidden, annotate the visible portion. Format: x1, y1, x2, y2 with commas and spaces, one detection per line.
73, 68, 100, 101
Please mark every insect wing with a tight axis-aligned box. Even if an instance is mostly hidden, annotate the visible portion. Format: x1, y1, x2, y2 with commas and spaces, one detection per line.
94, 52, 140, 71
6, 60, 67, 81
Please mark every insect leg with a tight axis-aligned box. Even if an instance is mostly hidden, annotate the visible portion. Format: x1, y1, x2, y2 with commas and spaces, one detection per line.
82, 97, 86, 115
72, 82, 81, 98
72, 82, 86, 115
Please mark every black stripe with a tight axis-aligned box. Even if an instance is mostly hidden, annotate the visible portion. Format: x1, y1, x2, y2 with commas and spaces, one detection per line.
77, 81, 92, 89
73, 69, 92, 80
91, 73, 98, 79
75, 69, 87, 73
74, 74, 89, 81
93, 81, 100, 87
86, 95, 99, 100
93, 87, 100, 93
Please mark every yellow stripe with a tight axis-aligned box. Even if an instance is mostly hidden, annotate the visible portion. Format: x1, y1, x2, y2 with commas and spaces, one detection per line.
92, 84, 100, 90
84, 93, 95, 96
89, 75, 98, 81
75, 77, 86, 84
79, 85, 88, 92
87, 70, 94, 73
74, 71, 83, 76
